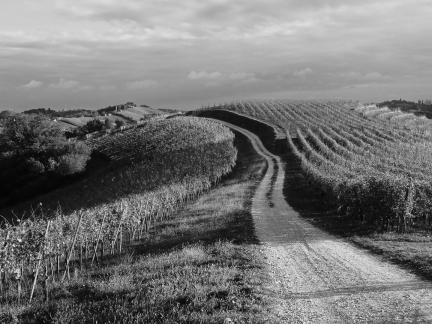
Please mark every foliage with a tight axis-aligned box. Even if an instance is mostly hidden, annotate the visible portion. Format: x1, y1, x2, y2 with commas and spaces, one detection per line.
80, 119, 104, 134
104, 118, 114, 130
22, 108, 97, 118
0, 117, 237, 303
216, 100, 432, 232
0, 114, 91, 176
114, 119, 125, 128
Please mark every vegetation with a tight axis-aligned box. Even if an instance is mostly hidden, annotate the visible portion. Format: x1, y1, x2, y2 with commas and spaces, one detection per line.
65, 118, 126, 138
209, 100, 432, 232
22, 108, 97, 119
351, 232, 432, 281
0, 131, 270, 323
357, 104, 432, 130
0, 116, 237, 306
0, 114, 91, 206
378, 99, 432, 119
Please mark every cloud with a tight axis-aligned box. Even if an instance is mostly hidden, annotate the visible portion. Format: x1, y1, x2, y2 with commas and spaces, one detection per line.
335, 71, 390, 82
126, 80, 158, 89
99, 84, 116, 91
187, 71, 259, 85
1, 0, 432, 109
188, 70, 222, 80
228, 72, 257, 82
49, 78, 79, 89
21, 80, 43, 89
363, 72, 388, 80
293, 68, 313, 77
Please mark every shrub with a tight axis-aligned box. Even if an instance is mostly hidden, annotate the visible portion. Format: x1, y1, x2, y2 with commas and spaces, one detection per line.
25, 157, 45, 174
57, 153, 90, 175
336, 175, 414, 232
105, 118, 114, 129
115, 119, 125, 128
82, 119, 104, 133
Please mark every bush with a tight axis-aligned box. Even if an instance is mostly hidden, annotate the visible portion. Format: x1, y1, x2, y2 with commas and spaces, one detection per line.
57, 153, 91, 176
82, 119, 104, 133
2, 114, 92, 174
115, 119, 125, 128
25, 157, 45, 174
105, 118, 114, 129
337, 175, 415, 232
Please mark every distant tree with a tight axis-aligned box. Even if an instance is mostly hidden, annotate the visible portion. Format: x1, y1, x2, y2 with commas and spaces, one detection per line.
82, 119, 104, 134
57, 152, 90, 175
0, 114, 91, 176
0, 110, 15, 119
1, 114, 63, 155
115, 119, 125, 128
25, 157, 45, 174
104, 118, 114, 129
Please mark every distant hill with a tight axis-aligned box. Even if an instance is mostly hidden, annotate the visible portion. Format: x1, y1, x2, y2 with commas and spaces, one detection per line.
0, 102, 166, 131
22, 108, 97, 118
378, 99, 432, 118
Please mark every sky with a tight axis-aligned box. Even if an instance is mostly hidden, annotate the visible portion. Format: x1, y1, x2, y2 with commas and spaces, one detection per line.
0, 0, 431, 111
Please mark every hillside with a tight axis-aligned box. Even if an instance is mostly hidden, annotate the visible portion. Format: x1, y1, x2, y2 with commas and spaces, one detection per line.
5, 103, 166, 132
0, 116, 237, 317
378, 99, 432, 119
200, 100, 432, 233
112, 106, 164, 121
2, 100, 432, 322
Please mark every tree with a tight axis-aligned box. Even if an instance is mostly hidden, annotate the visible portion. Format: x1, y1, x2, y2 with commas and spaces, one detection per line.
1, 115, 63, 155
104, 118, 114, 129
1, 114, 91, 176
81, 119, 104, 134
115, 119, 125, 128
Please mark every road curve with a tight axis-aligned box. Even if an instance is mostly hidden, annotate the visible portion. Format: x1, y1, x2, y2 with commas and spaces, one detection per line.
213, 119, 432, 323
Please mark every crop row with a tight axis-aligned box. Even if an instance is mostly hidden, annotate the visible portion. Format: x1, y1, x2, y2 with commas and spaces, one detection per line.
208, 100, 432, 231
0, 117, 237, 303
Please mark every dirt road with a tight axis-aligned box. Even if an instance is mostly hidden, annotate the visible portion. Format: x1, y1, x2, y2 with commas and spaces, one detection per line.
216, 120, 432, 323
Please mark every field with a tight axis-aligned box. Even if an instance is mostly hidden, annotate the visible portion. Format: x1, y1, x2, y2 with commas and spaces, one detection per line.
57, 115, 129, 129
208, 100, 432, 232
357, 104, 432, 130
0, 116, 237, 306
3, 100, 432, 321
112, 106, 163, 122
1, 130, 270, 323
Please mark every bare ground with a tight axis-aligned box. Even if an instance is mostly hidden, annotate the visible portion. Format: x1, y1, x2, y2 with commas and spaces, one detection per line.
216, 120, 432, 324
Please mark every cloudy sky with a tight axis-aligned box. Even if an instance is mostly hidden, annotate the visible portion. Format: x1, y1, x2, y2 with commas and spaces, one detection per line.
1, 0, 431, 111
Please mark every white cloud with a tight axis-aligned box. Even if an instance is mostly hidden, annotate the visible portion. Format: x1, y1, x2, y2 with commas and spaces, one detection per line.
1, 0, 432, 109
49, 78, 79, 89
188, 70, 222, 80
99, 84, 116, 91
126, 80, 158, 89
364, 72, 388, 80
229, 72, 257, 81
293, 68, 313, 77
21, 80, 43, 89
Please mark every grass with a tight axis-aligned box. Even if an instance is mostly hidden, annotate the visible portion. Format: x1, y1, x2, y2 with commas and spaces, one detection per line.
0, 131, 274, 324
351, 232, 432, 281
281, 138, 432, 283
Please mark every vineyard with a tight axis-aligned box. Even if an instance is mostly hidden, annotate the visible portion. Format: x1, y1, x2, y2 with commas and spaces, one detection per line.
209, 100, 432, 232
0, 116, 237, 304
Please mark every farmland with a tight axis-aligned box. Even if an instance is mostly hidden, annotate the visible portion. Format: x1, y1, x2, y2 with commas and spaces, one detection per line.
0, 116, 237, 307
207, 100, 432, 232
3, 100, 432, 322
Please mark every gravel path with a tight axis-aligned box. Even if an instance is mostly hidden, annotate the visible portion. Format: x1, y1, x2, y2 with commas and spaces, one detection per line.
216, 120, 432, 323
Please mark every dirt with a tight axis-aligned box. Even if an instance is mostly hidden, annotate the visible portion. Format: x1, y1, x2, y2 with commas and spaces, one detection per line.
215, 120, 432, 323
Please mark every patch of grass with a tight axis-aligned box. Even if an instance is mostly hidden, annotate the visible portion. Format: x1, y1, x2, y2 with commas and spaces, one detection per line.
281, 142, 432, 283
2, 131, 274, 323
351, 232, 432, 281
